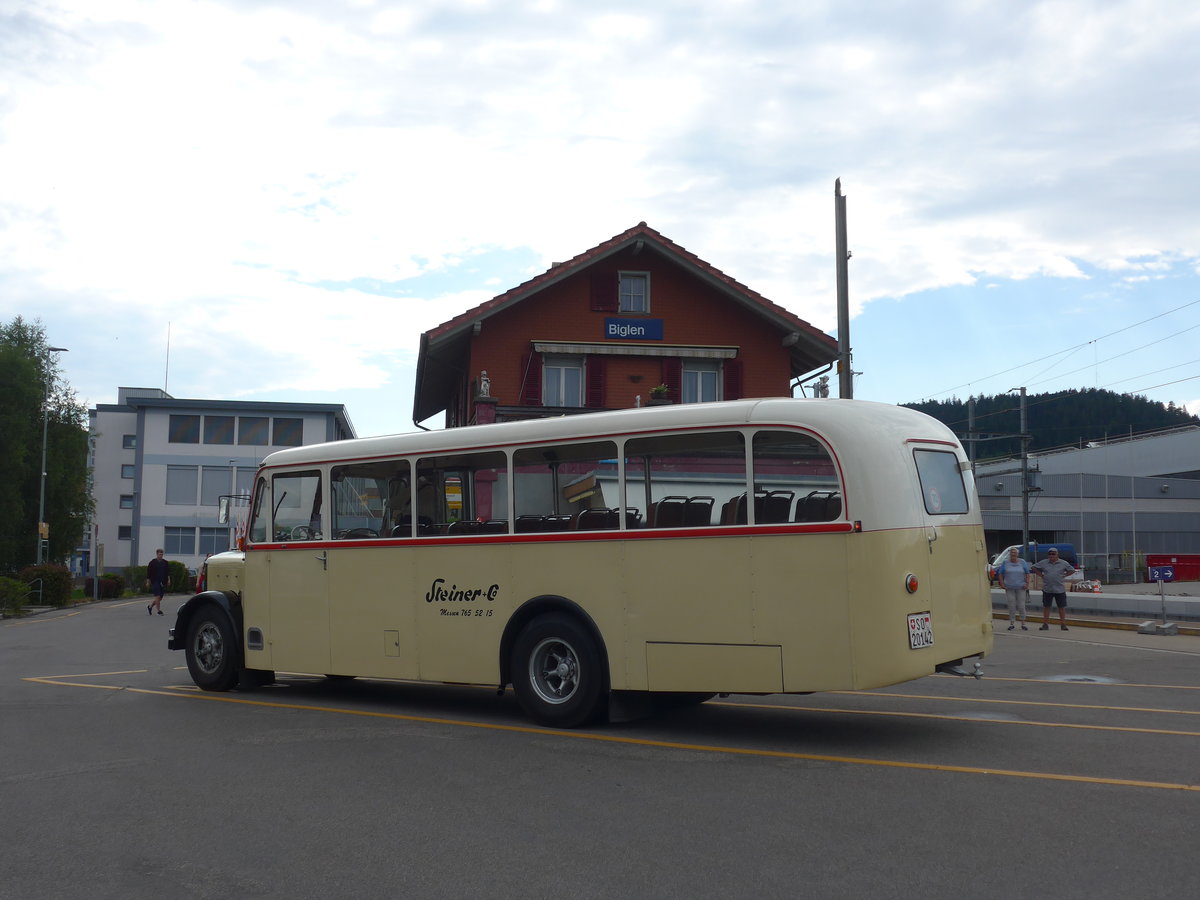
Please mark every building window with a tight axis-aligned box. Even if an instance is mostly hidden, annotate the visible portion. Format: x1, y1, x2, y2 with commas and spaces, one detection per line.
166, 466, 198, 505
204, 415, 235, 445
121, 464, 136, 479
238, 416, 269, 446
273, 417, 303, 446
543, 357, 583, 407
120, 494, 135, 509
165, 526, 196, 555
118, 526, 132, 540
619, 272, 649, 313
235, 467, 256, 499
122, 434, 137, 449
199, 527, 229, 555
682, 361, 721, 404
201, 466, 230, 506
169, 414, 200, 443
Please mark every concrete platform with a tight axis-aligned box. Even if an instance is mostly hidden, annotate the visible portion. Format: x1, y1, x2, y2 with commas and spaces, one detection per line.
992, 580, 1200, 633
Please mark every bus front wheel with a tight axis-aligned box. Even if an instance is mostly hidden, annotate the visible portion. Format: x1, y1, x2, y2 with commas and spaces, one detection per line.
185, 607, 240, 692
512, 614, 605, 728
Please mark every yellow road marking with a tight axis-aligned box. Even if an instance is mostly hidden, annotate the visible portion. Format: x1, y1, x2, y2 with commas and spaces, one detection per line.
713, 700, 1200, 738
947, 675, 1200, 691
837, 690, 1200, 716
23, 673, 1200, 793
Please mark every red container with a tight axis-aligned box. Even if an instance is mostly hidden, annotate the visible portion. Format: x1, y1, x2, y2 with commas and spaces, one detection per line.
1146, 554, 1200, 582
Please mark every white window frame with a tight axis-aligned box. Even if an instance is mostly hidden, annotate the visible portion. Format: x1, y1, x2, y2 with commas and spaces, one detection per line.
543, 356, 584, 407
682, 361, 721, 404
165, 526, 196, 555
618, 272, 649, 314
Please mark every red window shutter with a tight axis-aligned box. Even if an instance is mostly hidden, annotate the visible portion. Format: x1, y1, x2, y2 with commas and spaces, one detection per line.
520, 349, 543, 405
724, 359, 744, 400
661, 358, 682, 401
586, 356, 607, 408
590, 272, 618, 312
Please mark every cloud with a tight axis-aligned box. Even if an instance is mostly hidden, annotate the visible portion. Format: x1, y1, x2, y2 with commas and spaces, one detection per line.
3, 0, 1200, 434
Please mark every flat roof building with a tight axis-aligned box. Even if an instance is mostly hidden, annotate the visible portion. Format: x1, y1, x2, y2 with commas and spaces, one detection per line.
88, 388, 354, 575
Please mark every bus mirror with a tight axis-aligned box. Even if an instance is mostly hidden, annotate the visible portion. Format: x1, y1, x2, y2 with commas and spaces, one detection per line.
218, 496, 230, 525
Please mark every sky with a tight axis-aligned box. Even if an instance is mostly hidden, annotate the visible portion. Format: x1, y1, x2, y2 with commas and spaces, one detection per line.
3, 0, 1199, 439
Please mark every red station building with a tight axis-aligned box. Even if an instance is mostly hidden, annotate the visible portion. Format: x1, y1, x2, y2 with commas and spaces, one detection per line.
413, 222, 838, 427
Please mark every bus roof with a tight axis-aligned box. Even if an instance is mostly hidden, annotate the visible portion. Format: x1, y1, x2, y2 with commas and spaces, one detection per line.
259, 398, 961, 469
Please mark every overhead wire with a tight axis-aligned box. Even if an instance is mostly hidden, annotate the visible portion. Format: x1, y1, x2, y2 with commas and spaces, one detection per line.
927, 297, 1200, 400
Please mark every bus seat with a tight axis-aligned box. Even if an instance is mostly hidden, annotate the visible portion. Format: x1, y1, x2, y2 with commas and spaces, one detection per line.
577, 508, 616, 530
720, 495, 740, 525
447, 520, 481, 536
761, 490, 794, 523
684, 496, 714, 526
543, 515, 573, 532
515, 515, 544, 533
481, 519, 509, 534
796, 490, 841, 522
649, 496, 688, 527
621, 508, 642, 529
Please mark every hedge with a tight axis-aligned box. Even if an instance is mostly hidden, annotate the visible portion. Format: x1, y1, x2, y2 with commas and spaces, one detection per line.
18, 564, 72, 607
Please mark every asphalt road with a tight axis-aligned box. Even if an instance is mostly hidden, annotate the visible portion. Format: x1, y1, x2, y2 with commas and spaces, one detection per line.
3, 597, 1200, 899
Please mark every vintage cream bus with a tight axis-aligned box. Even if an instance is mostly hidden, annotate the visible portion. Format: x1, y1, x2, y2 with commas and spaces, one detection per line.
169, 398, 993, 727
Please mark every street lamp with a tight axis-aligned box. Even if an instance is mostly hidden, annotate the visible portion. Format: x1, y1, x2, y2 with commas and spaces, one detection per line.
36, 346, 69, 565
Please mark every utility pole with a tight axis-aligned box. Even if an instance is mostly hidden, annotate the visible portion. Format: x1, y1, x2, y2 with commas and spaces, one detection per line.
834, 178, 852, 399
1017, 386, 1030, 555
967, 396, 977, 478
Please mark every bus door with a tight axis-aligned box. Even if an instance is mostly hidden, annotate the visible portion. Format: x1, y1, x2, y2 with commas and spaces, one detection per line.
909, 444, 974, 645
266, 469, 331, 672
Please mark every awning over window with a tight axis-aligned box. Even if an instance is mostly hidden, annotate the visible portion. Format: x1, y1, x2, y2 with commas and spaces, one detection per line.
531, 341, 738, 359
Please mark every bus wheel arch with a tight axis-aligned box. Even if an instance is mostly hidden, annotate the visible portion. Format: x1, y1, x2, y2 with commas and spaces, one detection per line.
183, 599, 242, 692
502, 597, 610, 727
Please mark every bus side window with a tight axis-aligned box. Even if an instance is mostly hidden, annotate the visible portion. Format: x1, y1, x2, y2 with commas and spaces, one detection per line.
625, 431, 746, 529
271, 470, 323, 540
331, 459, 408, 538
513, 441, 618, 529
414, 450, 508, 536
752, 430, 840, 523
248, 477, 268, 543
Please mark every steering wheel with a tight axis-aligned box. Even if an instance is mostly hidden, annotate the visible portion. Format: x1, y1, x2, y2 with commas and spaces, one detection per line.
290, 525, 313, 540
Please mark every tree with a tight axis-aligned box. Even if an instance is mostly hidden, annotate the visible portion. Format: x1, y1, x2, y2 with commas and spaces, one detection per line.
0, 317, 93, 574
904, 388, 1200, 460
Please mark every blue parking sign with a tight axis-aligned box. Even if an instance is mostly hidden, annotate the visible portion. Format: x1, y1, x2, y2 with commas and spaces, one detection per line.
1149, 566, 1175, 582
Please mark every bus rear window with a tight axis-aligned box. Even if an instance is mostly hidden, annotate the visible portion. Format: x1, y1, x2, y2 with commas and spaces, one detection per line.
913, 449, 969, 515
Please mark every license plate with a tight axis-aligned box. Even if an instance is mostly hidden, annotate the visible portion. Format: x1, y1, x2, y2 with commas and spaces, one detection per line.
907, 611, 934, 649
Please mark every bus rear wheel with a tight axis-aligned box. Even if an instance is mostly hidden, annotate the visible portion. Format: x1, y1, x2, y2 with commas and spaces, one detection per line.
185, 607, 239, 692
512, 614, 605, 728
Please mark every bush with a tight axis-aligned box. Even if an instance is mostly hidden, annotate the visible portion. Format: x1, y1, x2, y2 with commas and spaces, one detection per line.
84, 574, 125, 599
18, 564, 72, 607
167, 560, 190, 594
126, 565, 147, 593
0, 576, 26, 616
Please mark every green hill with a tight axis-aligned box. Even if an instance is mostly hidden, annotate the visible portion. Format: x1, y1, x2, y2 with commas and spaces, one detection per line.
902, 388, 1199, 460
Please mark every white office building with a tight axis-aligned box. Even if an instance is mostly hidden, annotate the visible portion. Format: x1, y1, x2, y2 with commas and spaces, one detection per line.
976, 424, 1200, 581
88, 388, 355, 575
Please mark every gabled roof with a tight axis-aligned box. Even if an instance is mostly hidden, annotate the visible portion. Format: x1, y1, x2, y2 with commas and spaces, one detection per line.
414, 222, 837, 422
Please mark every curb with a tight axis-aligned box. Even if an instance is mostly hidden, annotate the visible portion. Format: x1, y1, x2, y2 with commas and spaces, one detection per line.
990, 610, 1200, 637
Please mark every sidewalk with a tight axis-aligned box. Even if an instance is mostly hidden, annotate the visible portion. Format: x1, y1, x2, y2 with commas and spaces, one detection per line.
992, 580, 1200, 636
